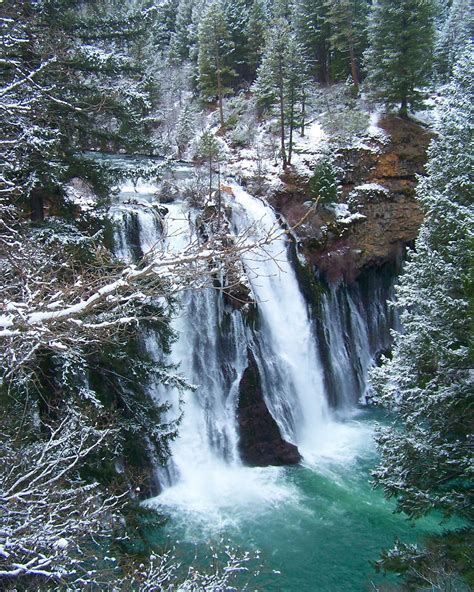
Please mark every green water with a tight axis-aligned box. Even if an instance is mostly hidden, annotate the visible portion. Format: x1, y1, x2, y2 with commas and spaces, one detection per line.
145, 411, 443, 591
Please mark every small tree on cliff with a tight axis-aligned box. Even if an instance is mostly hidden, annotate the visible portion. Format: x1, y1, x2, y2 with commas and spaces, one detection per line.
197, 131, 226, 227
364, 0, 436, 117
309, 158, 339, 205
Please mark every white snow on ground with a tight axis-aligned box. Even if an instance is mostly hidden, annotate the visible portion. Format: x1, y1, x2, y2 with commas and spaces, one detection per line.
298, 120, 327, 149
411, 94, 441, 128
351, 111, 390, 153
290, 121, 328, 179
367, 112, 389, 142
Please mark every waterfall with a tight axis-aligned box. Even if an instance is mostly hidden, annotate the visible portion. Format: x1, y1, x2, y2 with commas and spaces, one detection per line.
317, 266, 398, 408
111, 181, 163, 262
230, 184, 330, 456
110, 172, 399, 512
147, 202, 250, 493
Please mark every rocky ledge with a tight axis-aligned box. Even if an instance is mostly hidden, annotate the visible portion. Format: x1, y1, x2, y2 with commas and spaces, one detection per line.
271, 116, 433, 283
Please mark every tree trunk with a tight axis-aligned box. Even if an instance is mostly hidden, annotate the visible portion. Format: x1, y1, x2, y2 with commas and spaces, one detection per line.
288, 95, 294, 166
301, 91, 306, 137
216, 61, 224, 128
400, 96, 408, 118
209, 155, 213, 200
217, 161, 221, 229
30, 190, 44, 221
349, 44, 359, 91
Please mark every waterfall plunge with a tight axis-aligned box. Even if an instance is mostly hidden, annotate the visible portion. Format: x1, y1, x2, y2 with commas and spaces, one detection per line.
112, 177, 396, 520
230, 184, 332, 459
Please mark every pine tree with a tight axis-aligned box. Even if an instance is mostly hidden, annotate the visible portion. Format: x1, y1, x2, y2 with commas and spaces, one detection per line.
309, 158, 339, 205
222, 0, 252, 83
255, 19, 309, 167
293, 0, 332, 83
176, 102, 197, 157
284, 38, 312, 164
246, 0, 268, 80
197, 1, 236, 127
364, 0, 437, 117
273, 0, 293, 19
170, 0, 200, 62
324, 0, 369, 90
1, 0, 159, 219
435, 0, 474, 82
198, 131, 224, 225
371, 44, 473, 525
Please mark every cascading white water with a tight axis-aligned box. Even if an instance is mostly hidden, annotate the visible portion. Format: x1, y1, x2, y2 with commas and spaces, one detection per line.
230, 183, 331, 458
111, 181, 163, 261
318, 273, 398, 407
111, 172, 399, 524
148, 202, 251, 495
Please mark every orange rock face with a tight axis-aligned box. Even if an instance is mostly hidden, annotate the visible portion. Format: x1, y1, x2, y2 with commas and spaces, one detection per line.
271, 116, 432, 283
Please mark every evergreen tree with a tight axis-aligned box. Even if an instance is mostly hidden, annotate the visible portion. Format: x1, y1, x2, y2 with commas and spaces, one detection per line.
273, 0, 294, 20
284, 38, 312, 164
246, 0, 268, 80
324, 0, 369, 90
435, 0, 474, 82
1, 0, 159, 219
293, 0, 331, 82
176, 102, 197, 156
371, 43, 473, 527
151, 0, 179, 50
255, 19, 309, 167
198, 131, 221, 199
222, 0, 252, 83
197, 1, 236, 127
170, 0, 200, 62
309, 158, 339, 205
364, 0, 437, 117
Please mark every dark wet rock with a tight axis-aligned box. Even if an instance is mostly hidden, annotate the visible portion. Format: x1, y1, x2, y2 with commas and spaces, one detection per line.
237, 350, 302, 466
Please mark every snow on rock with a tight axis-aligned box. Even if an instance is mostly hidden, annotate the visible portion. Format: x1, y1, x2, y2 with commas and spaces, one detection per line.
53, 538, 69, 550
354, 183, 389, 194
338, 212, 367, 225
332, 203, 351, 218
331, 202, 367, 225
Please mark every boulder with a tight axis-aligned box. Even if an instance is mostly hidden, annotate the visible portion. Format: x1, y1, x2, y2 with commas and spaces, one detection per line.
237, 350, 302, 466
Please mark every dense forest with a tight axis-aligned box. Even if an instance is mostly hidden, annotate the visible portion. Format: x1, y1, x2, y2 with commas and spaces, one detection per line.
0, 0, 472, 589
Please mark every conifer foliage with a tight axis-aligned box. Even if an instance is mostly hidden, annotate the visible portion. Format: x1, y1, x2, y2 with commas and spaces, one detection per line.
371, 44, 474, 524
197, 1, 236, 127
255, 19, 310, 167
364, 0, 437, 117
324, 0, 369, 90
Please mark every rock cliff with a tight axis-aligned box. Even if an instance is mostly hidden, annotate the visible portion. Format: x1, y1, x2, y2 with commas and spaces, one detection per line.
271, 116, 432, 283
